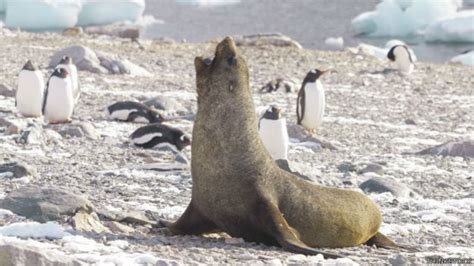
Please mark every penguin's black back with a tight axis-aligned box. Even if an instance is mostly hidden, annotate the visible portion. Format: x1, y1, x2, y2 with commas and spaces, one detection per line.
108, 101, 150, 113
22, 60, 37, 71
387, 45, 413, 63
131, 123, 186, 150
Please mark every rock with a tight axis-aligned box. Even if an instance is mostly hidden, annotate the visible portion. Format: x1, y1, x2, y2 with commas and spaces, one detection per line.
0, 243, 81, 266
103, 221, 135, 235
337, 161, 357, 172
0, 118, 22, 135
175, 153, 189, 164
287, 124, 338, 150
359, 176, 414, 198
0, 84, 15, 97
0, 162, 37, 178
0, 186, 94, 222
44, 129, 63, 143
85, 25, 140, 40
389, 254, 410, 266
58, 126, 84, 138
233, 33, 302, 49
414, 140, 474, 158
55, 122, 98, 139
71, 211, 108, 233
142, 96, 188, 117
120, 211, 156, 226
275, 159, 311, 181
48, 45, 107, 74
404, 118, 416, 125
62, 27, 83, 37
358, 163, 384, 175
16, 127, 44, 145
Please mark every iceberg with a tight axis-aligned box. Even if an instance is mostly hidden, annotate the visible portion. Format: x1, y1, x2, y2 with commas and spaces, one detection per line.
5, 0, 82, 30
450, 50, 474, 65
351, 0, 462, 38
77, 0, 145, 26
425, 10, 474, 42
0, 0, 5, 13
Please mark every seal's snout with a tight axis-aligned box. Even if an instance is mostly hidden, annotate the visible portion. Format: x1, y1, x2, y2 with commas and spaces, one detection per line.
216, 36, 237, 58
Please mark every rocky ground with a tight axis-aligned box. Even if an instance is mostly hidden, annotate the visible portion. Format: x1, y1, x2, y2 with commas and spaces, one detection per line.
0, 28, 473, 265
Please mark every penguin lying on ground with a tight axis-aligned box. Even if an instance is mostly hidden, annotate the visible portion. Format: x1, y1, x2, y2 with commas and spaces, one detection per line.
258, 105, 289, 161
130, 123, 191, 151
42, 68, 75, 124
297, 68, 328, 135
106, 101, 165, 123
387, 45, 414, 74
260, 78, 293, 93
55, 56, 80, 103
16, 60, 45, 117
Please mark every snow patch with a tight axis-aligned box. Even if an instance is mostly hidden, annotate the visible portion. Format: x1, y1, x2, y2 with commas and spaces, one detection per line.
0, 222, 65, 239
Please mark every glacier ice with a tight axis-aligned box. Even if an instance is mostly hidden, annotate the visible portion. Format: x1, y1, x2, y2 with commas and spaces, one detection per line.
77, 0, 145, 26
450, 50, 474, 65
1, 0, 145, 30
5, 0, 82, 30
425, 10, 474, 43
351, 0, 470, 42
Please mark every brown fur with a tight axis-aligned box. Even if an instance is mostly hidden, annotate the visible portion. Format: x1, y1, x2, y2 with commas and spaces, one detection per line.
163, 37, 402, 258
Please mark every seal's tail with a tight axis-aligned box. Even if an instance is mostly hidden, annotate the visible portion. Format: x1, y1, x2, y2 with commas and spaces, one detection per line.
366, 232, 419, 252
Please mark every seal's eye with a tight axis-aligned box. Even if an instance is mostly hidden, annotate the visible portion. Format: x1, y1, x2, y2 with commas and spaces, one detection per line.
204, 57, 213, 66
227, 56, 237, 66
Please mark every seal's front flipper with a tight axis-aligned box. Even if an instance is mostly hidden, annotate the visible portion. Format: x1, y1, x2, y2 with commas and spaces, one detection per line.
162, 201, 221, 235
366, 232, 419, 252
256, 201, 342, 259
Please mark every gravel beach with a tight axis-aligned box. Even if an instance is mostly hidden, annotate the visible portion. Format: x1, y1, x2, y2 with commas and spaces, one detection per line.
0, 28, 473, 265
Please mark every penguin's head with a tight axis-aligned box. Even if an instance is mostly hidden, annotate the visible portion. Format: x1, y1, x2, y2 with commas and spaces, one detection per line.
304, 68, 329, 83
52, 68, 69, 79
22, 60, 37, 71
262, 105, 281, 120
148, 109, 165, 123
194, 36, 250, 106
175, 133, 191, 151
59, 56, 73, 65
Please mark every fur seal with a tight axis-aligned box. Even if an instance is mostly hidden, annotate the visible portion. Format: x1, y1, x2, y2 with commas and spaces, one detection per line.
163, 37, 405, 258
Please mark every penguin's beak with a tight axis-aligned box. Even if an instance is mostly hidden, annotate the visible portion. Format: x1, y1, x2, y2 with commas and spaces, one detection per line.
320, 69, 330, 75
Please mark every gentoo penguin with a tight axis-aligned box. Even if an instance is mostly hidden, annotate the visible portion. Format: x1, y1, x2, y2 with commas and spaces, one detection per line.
258, 105, 289, 161
55, 56, 80, 103
260, 78, 292, 93
42, 68, 75, 124
106, 101, 165, 123
296, 69, 329, 134
387, 45, 414, 74
130, 123, 191, 151
15, 60, 45, 117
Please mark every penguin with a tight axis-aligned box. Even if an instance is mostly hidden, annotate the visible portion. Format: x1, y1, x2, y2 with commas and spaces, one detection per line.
296, 69, 329, 135
258, 105, 289, 161
260, 78, 292, 93
387, 45, 414, 74
130, 123, 191, 151
42, 68, 75, 124
106, 101, 165, 123
55, 56, 80, 103
15, 60, 45, 117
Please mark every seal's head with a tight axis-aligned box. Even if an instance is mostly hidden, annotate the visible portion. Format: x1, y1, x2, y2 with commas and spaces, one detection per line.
194, 37, 250, 109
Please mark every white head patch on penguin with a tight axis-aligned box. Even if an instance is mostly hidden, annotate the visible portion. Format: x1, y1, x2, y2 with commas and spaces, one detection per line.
16, 60, 45, 117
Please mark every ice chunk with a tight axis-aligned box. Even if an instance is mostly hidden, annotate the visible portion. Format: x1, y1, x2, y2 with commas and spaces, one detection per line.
0, 221, 65, 239
77, 0, 145, 26
324, 37, 344, 50
351, 0, 461, 37
5, 0, 82, 30
425, 10, 474, 42
450, 50, 474, 65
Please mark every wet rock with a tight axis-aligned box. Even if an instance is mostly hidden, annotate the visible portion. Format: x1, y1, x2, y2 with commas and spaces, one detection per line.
142, 96, 187, 115
0, 243, 81, 266
337, 161, 357, 172
0, 162, 37, 179
103, 221, 135, 235
71, 211, 107, 233
358, 163, 384, 175
0, 84, 15, 98
360, 176, 414, 198
0, 186, 94, 222
414, 139, 474, 158
233, 33, 302, 49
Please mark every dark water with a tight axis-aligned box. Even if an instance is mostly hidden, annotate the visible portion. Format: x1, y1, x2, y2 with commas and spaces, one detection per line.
143, 0, 474, 63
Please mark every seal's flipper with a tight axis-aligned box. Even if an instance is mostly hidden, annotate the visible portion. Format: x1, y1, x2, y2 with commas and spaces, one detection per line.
256, 201, 342, 259
164, 202, 221, 235
366, 232, 419, 252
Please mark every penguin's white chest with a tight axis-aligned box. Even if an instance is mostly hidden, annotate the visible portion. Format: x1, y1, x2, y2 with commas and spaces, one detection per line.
44, 78, 74, 123
301, 81, 325, 130
259, 118, 289, 160
394, 47, 414, 74
56, 64, 79, 101
16, 70, 45, 117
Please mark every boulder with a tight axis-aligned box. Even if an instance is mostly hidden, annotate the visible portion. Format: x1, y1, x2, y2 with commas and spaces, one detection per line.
0, 186, 94, 222
0, 242, 81, 266
70, 211, 108, 234
287, 124, 338, 150
233, 33, 302, 49
414, 140, 474, 158
358, 163, 384, 175
0, 162, 37, 179
359, 176, 415, 198
0, 84, 15, 98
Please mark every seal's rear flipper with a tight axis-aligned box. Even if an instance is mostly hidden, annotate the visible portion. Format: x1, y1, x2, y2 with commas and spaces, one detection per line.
161, 201, 221, 235
257, 200, 342, 259
366, 232, 419, 252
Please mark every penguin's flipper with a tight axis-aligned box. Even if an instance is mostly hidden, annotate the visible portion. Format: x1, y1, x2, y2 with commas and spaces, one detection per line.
42, 80, 50, 115
296, 87, 305, 125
